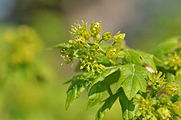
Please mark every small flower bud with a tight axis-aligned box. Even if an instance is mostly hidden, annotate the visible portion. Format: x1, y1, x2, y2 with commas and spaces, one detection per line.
113, 32, 125, 43
157, 107, 171, 119
102, 32, 112, 41
164, 82, 180, 96
145, 66, 155, 73
106, 47, 117, 59
90, 22, 102, 35
94, 34, 101, 41
82, 30, 91, 40
147, 72, 166, 90
74, 36, 87, 47
165, 51, 181, 71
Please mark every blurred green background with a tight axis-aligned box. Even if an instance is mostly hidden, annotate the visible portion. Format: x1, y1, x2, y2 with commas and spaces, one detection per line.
0, 0, 181, 120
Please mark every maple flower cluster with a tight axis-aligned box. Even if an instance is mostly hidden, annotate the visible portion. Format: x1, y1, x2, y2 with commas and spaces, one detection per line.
165, 51, 181, 76
57, 21, 126, 72
133, 72, 181, 120
133, 39, 181, 120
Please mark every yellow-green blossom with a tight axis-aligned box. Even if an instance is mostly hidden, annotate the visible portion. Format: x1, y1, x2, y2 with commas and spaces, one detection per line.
113, 32, 125, 43
102, 32, 112, 41
90, 22, 102, 35
70, 20, 88, 36
82, 30, 91, 40
157, 107, 171, 120
147, 72, 166, 90
164, 81, 181, 96
106, 47, 124, 59
165, 51, 181, 71
133, 94, 157, 119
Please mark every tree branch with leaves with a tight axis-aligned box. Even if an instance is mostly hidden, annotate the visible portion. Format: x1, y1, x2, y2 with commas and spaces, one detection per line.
55, 21, 181, 120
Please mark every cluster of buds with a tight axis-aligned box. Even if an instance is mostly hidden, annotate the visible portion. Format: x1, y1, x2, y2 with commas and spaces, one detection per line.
165, 51, 181, 71
164, 81, 181, 96
156, 107, 171, 120
113, 32, 126, 43
104, 32, 126, 63
90, 22, 102, 36
102, 32, 112, 41
133, 94, 157, 120
133, 70, 181, 120
59, 21, 126, 72
147, 72, 166, 91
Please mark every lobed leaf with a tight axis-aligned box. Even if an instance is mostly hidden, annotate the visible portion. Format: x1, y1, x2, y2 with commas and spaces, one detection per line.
87, 92, 104, 108
92, 66, 120, 85
66, 73, 94, 109
89, 69, 120, 98
117, 64, 148, 100
153, 37, 181, 60
96, 92, 119, 120
124, 49, 156, 71
119, 88, 135, 120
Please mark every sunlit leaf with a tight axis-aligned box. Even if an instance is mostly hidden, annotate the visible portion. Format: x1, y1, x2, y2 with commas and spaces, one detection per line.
96, 93, 119, 120
153, 37, 181, 60
124, 49, 156, 71
119, 88, 135, 120
66, 73, 94, 109
118, 64, 147, 100
89, 69, 120, 98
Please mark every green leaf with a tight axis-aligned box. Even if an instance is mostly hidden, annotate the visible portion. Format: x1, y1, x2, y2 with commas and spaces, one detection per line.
99, 43, 112, 52
66, 86, 78, 110
153, 56, 165, 67
92, 66, 120, 84
153, 37, 181, 60
138, 51, 156, 71
66, 73, 93, 109
97, 54, 111, 66
124, 49, 141, 65
124, 49, 156, 71
89, 69, 120, 99
96, 93, 119, 120
119, 88, 135, 120
87, 92, 104, 108
118, 64, 147, 100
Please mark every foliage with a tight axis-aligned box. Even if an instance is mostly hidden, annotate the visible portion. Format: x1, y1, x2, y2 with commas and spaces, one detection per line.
56, 21, 181, 120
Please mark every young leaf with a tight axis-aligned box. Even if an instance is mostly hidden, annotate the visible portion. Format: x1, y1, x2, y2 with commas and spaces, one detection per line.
92, 66, 119, 84
66, 86, 78, 110
89, 69, 120, 99
119, 88, 135, 120
153, 37, 180, 60
66, 73, 93, 109
96, 93, 119, 120
138, 51, 156, 71
87, 92, 104, 108
124, 49, 156, 71
117, 64, 148, 100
